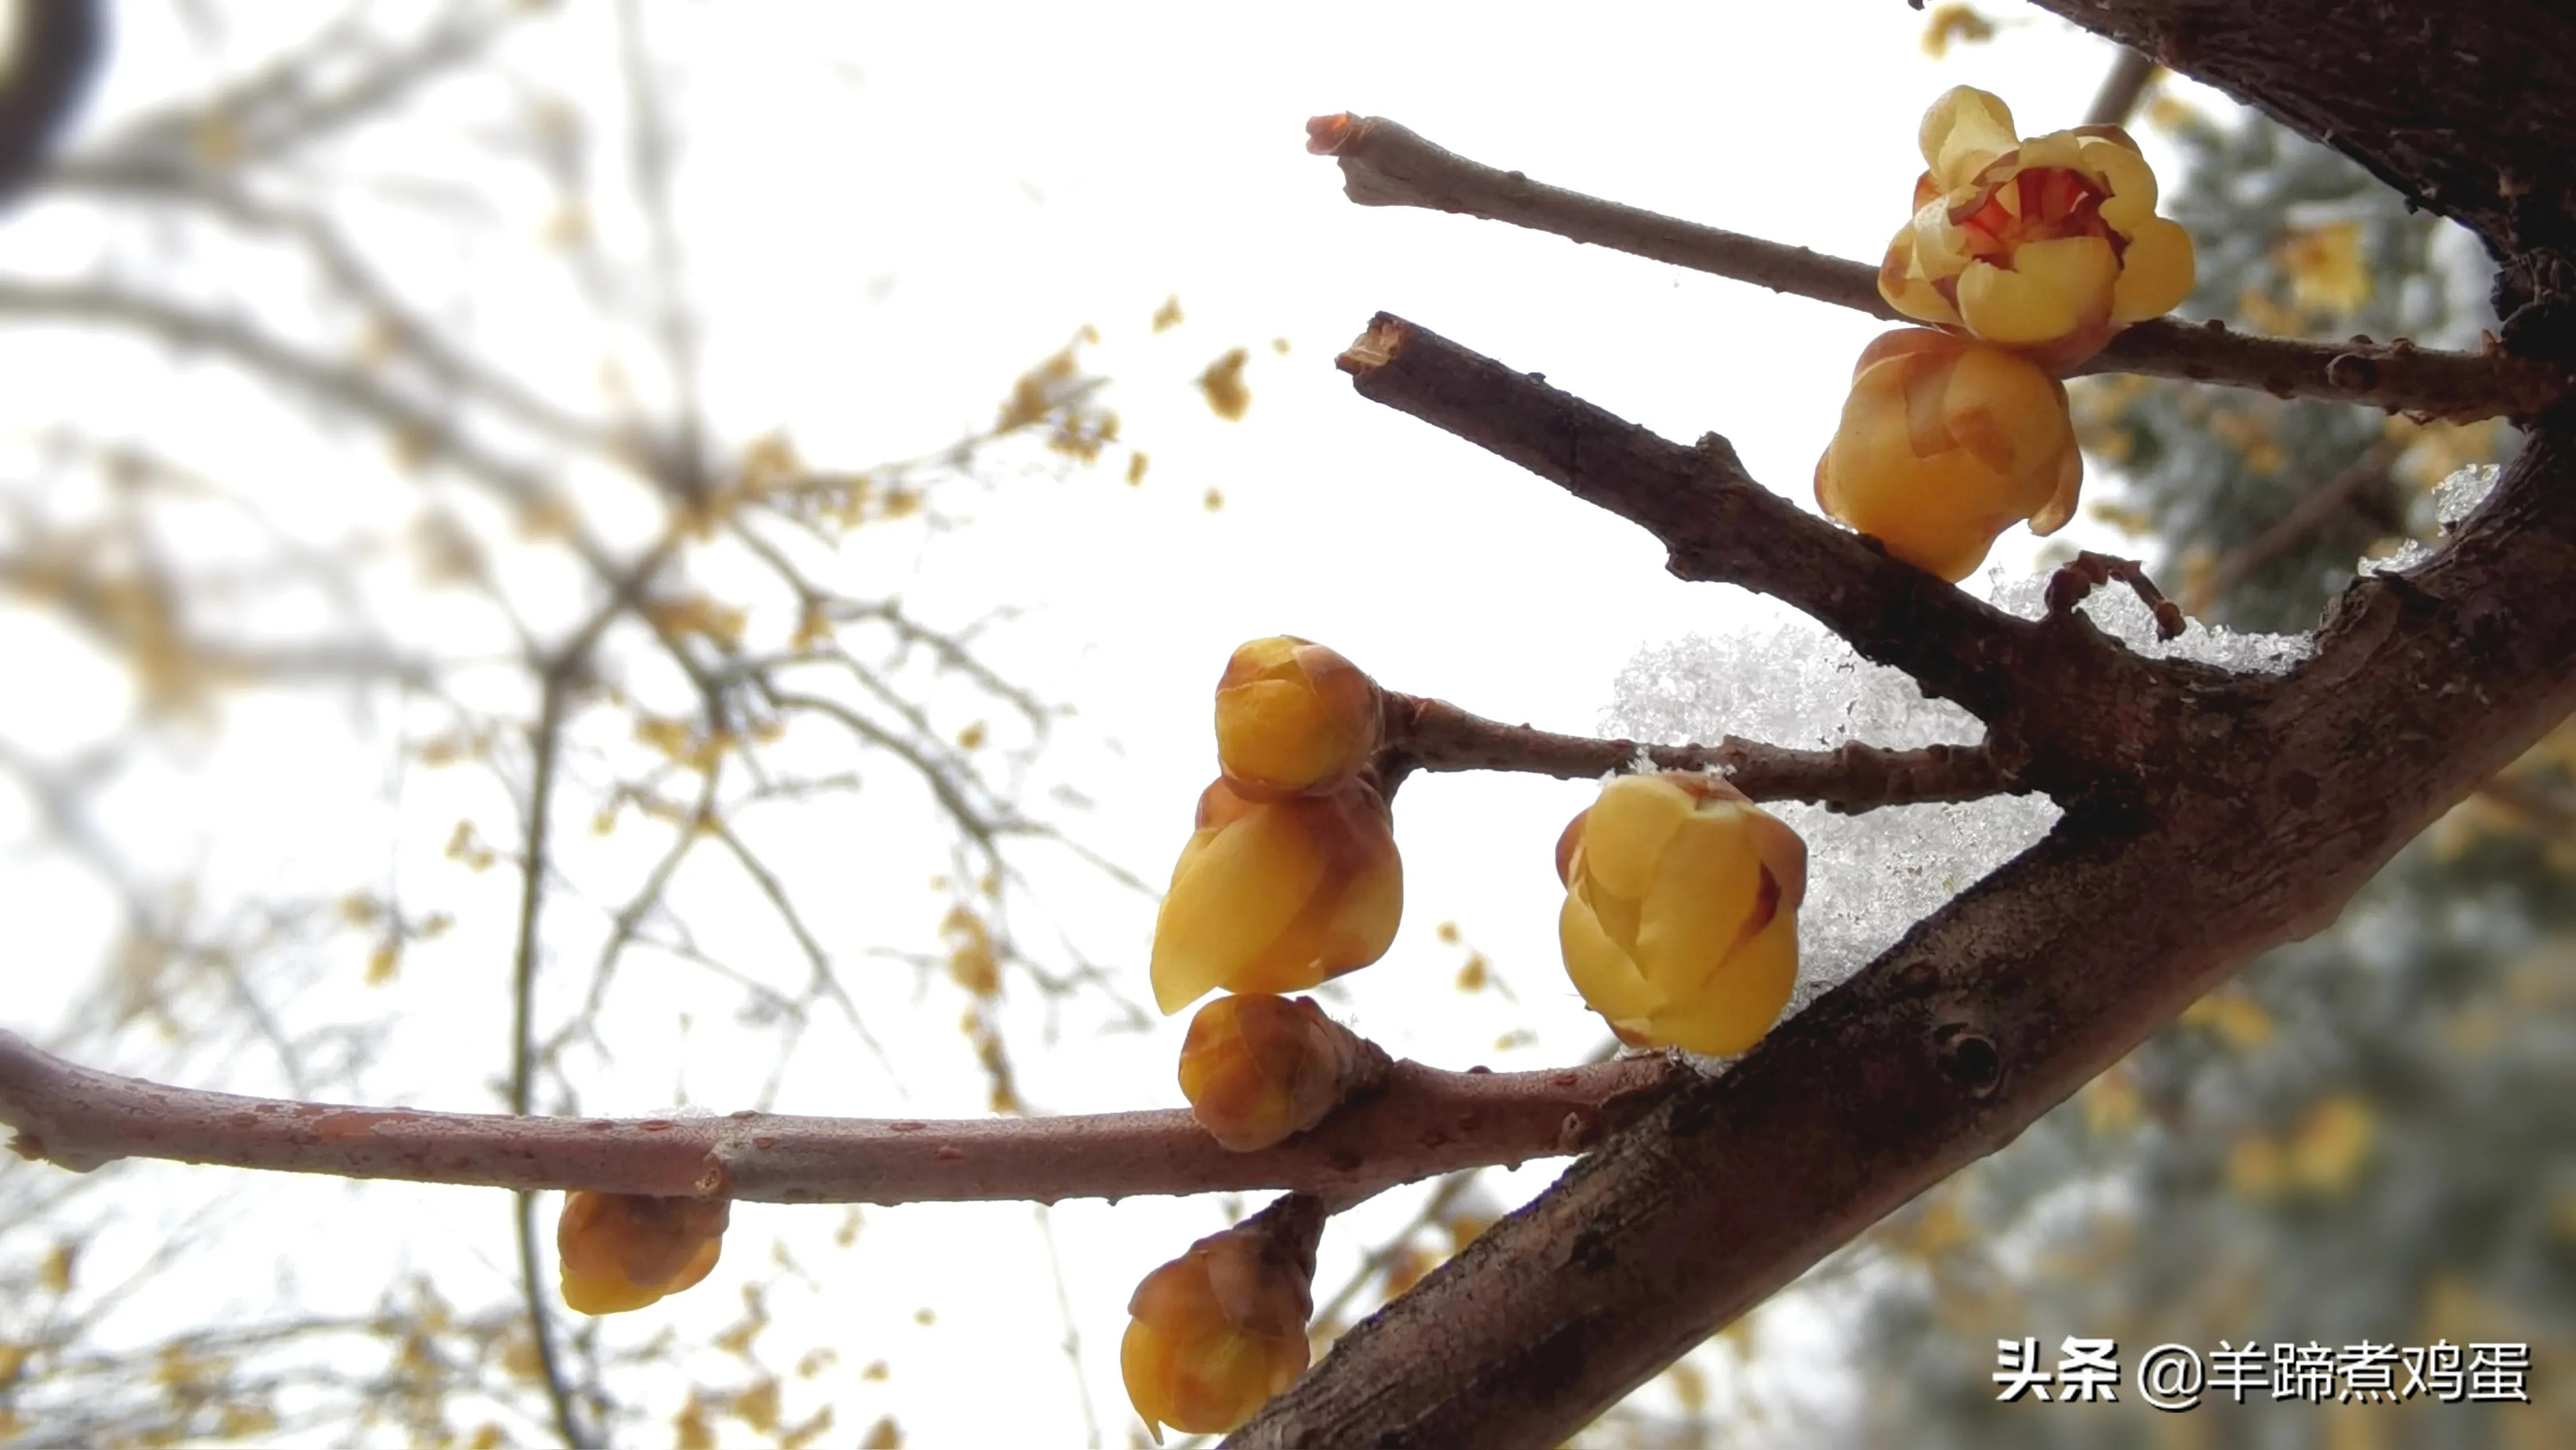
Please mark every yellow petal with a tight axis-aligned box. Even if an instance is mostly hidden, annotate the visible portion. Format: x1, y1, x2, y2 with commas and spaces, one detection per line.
2010, 235, 2120, 326
2110, 217, 2195, 321
1580, 775, 1694, 899
1919, 86, 2017, 190
1956, 258, 2081, 346
1151, 810, 1326, 1013
1649, 910, 1798, 1057
562, 1268, 666, 1316
1560, 889, 1663, 1024
2013, 132, 2083, 174
2078, 135, 2159, 231
2026, 412, 2085, 537
1632, 807, 1763, 997
1880, 227, 1961, 325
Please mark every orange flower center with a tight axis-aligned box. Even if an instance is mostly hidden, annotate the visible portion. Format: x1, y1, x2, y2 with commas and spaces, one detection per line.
1955, 166, 2115, 266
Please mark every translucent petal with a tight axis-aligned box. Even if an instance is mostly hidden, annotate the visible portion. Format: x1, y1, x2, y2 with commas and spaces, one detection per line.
1633, 807, 1763, 996
2010, 235, 2119, 324
1561, 889, 1663, 1024
1920, 85, 2017, 189
1151, 809, 1326, 1013
2079, 135, 2159, 231
2111, 217, 2196, 320
1580, 775, 1693, 899
1649, 910, 1798, 1057
1956, 258, 2081, 345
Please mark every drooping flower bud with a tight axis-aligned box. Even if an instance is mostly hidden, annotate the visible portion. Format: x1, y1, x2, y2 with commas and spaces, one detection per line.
1150, 777, 1403, 1015
557, 1190, 728, 1315
1815, 328, 2083, 581
1557, 772, 1806, 1056
1881, 85, 2195, 368
1121, 1195, 1324, 1440
1178, 993, 1388, 1151
1214, 636, 1382, 800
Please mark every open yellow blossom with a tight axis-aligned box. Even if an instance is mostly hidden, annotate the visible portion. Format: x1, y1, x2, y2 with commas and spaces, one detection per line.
1178, 993, 1378, 1151
1556, 772, 1806, 1056
1150, 777, 1402, 1015
557, 1190, 727, 1315
1214, 636, 1381, 800
1122, 1209, 1317, 1440
1815, 328, 2083, 581
1881, 85, 2195, 367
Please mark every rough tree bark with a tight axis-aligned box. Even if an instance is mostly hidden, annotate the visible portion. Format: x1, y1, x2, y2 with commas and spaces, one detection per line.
1233, 3, 2576, 1444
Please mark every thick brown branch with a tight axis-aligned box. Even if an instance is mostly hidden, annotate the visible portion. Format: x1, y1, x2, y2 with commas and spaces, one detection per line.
1376, 693, 2019, 815
0, 1031, 1683, 1205
1305, 113, 2573, 421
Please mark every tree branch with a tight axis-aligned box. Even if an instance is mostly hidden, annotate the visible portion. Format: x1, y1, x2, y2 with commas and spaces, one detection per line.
1305, 113, 2574, 421
0, 1031, 1685, 1206
1375, 692, 2020, 814
1336, 312, 2205, 807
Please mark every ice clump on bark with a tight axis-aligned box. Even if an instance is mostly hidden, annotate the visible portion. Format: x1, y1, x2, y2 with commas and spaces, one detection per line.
1604, 572, 2314, 1015
2363, 462, 2498, 576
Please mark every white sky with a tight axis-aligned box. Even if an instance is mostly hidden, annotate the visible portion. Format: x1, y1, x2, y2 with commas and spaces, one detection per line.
0, 3, 2220, 1445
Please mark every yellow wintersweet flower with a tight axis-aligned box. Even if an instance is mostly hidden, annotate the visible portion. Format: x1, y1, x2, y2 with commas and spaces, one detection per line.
1557, 772, 1806, 1056
1150, 777, 1402, 1015
1214, 636, 1381, 800
1815, 328, 2083, 581
1178, 993, 1378, 1151
1881, 85, 2195, 368
557, 1190, 728, 1315
1122, 1208, 1317, 1439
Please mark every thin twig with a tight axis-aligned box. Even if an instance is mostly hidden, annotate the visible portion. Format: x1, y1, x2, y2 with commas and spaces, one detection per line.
1303, 113, 2573, 422
1377, 693, 2019, 813
507, 671, 590, 1450
0, 1031, 1685, 1207
2044, 552, 2187, 642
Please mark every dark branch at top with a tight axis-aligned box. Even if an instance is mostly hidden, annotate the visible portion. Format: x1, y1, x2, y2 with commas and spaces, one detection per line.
1306, 112, 2574, 421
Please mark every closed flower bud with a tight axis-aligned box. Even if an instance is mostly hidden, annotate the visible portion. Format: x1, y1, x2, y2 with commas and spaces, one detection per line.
1557, 772, 1806, 1056
1881, 85, 2195, 368
1122, 1196, 1323, 1440
1179, 993, 1387, 1151
557, 1190, 728, 1315
1150, 777, 1402, 1015
1214, 636, 1382, 799
1815, 328, 2082, 581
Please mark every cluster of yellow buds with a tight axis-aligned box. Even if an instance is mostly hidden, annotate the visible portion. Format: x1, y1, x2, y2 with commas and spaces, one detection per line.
1122, 1197, 1322, 1440
1555, 772, 1807, 1056
1178, 992, 1387, 1150
1150, 638, 1401, 1015
1819, 86, 2195, 580
556, 1190, 728, 1315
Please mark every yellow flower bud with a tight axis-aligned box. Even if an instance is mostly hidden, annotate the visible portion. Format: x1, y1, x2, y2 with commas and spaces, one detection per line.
1881, 85, 2196, 368
1179, 993, 1384, 1151
1556, 772, 1806, 1056
1814, 328, 2083, 581
1121, 1199, 1320, 1440
1150, 777, 1403, 1015
557, 1190, 728, 1315
1214, 636, 1381, 800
